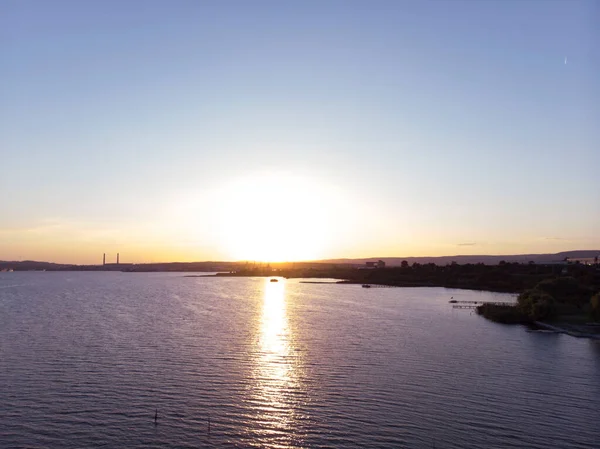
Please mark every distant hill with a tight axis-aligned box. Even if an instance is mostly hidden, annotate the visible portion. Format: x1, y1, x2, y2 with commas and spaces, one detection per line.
0, 260, 70, 271
318, 251, 600, 266
0, 260, 232, 272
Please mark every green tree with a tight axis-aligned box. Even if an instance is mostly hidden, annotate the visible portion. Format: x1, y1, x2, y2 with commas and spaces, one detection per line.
534, 276, 591, 306
518, 289, 557, 320
530, 297, 557, 320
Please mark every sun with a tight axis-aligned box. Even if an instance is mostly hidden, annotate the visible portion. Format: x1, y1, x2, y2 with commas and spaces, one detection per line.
216, 172, 333, 262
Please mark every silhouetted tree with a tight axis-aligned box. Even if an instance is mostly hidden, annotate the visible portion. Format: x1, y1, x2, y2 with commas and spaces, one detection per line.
401, 260, 409, 268
591, 293, 600, 321
534, 277, 591, 306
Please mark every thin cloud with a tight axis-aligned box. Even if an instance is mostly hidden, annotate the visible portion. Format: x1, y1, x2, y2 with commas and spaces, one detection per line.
457, 242, 477, 247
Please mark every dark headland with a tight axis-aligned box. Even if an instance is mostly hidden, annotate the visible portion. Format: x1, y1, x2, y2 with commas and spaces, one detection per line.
214, 257, 600, 338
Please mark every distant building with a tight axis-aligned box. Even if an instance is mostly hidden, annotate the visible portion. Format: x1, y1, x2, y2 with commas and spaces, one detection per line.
365, 260, 386, 269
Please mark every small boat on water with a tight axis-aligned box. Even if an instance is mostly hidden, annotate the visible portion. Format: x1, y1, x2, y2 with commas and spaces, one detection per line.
449, 300, 458, 303
362, 284, 371, 288
270, 278, 279, 283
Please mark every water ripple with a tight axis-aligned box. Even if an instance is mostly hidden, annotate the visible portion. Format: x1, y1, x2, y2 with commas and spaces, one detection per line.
1, 272, 599, 448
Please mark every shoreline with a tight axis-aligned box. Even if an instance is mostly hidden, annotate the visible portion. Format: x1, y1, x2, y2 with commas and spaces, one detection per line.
205, 272, 525, 294
532, 321, 600, 340
200, 273, 600, 340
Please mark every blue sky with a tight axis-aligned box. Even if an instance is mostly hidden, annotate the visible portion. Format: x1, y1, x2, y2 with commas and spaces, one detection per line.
1, 0, 598, 263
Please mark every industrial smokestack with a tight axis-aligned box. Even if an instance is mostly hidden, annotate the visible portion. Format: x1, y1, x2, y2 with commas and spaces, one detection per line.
117, 253, 120, 265
103, 253, 106, 266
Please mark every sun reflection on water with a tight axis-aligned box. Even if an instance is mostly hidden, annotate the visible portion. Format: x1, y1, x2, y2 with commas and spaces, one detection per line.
252, 278, 299, 445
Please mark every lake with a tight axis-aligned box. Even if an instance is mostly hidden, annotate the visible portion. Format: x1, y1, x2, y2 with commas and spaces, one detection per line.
1, 272, 599, 448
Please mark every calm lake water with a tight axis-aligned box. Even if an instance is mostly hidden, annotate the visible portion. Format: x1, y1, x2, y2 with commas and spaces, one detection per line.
1, 272, 599, 448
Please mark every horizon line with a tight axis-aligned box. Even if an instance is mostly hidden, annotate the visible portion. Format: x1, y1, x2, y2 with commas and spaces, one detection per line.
2, 249, 599, 266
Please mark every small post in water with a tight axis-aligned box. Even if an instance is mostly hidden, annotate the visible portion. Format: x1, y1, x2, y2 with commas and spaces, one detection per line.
154, 408, 158, 425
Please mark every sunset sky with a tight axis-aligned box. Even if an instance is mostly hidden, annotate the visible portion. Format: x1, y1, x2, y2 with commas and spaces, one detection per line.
1, 0, 599, 264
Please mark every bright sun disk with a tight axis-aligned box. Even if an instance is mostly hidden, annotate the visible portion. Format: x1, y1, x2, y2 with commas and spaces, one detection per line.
216, 173, 333, 262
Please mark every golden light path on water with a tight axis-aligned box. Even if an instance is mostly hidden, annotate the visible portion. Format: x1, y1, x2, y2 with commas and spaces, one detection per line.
251, 278, 300, 447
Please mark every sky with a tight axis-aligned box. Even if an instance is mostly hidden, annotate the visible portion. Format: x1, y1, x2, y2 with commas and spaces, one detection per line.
1, 0, 599, 264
